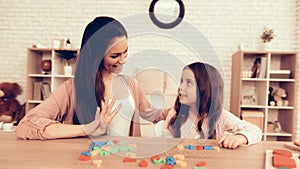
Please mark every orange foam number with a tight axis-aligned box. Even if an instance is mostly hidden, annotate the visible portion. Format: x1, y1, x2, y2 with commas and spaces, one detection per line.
272, 154, 296, 168
272, 149, 292, 157
294, 141, 300, 147
79, 155, 91, 161
138, 160, 148, 167
123, 157, 137, 163
196, 161, 207, 167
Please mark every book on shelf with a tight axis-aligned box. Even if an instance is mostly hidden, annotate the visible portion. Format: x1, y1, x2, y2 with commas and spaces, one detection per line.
41, 82, 51, 100
258, 57, 267, 78
33, 82, 42, 100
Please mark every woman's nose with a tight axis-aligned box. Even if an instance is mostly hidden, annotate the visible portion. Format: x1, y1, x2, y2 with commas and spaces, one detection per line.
118, 54, 127, 64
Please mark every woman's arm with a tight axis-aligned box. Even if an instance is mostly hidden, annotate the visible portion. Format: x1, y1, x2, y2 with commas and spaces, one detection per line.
128, 77, 170, 122
16, 79, 74, 139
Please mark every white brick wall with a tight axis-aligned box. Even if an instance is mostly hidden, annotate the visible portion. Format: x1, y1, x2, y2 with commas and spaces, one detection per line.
0, 0, 299, 137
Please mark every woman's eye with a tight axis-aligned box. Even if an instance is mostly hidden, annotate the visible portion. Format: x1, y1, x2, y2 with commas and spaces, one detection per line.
110, 55, 119, 59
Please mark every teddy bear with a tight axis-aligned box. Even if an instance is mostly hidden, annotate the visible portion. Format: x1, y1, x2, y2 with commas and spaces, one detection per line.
0, 82, 22, 123
268, 87, 275, 106
272, 87, 289, 106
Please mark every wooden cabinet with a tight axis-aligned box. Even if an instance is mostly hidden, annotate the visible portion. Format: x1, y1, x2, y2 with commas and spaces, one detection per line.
26, 48, 78, 113
230, 51, 297, 141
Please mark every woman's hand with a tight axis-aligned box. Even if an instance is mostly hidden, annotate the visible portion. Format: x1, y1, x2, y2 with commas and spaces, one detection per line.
82, 99, 122, 137
217, 134, 248, 149
164, 108, 176, 129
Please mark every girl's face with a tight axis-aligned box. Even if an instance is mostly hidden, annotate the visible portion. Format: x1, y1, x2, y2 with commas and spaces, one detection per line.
178, 67, 197, 107
102, 36, 128, 74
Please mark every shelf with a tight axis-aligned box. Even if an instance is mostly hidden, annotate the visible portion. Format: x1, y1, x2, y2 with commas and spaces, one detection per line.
266, 132, 292, 137
269, 79, 295, 82
27, 100, 43, 104
53, 75, 74, 78
28, 74, 52, 78
267, 106, 294, 110
230, 51, 297, 141
241, 105, 266, 108
242, 78, 267, 81
26, 47, 79, 113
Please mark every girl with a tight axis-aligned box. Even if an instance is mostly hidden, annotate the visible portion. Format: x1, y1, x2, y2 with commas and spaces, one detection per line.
16, 16, 168, 140
164, 62, 262, 149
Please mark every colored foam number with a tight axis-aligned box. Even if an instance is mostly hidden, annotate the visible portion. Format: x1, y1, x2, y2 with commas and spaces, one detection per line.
94, 141, 107, 147
92, 159, 102, 167
123, 157, 137, 163
161, 164, 173, 169
294, 141, 300, 147
81, 151, 90, 156
273, 149, 292, 157
196, 161, 206, 167
177, 144, 184, 150
272, 154, 296, 168
185, 145, 196, 150
119, 146, 133, 152
166, 156, 176, 166
109, 148, 119, 153
150, 155, 160, 162
138, 160, 148, 167
112, 140, 119, 144
193, 167, 206, 169
125, 152, 136, 158
153, 158, 166, 164
196, 146, 203, 150
106, 141, 114, 146
175, 160, 187, 167
213, 146, 220, 151
90, 149, 100, 156
118, 141, 125, 145
203, 146, 213, 150
173, 154, 185, 160
79, 155, 91, 161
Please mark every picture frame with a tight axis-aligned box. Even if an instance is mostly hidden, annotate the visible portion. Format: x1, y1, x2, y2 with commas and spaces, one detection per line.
242, 94, 257, 105
41, 82, 51, 100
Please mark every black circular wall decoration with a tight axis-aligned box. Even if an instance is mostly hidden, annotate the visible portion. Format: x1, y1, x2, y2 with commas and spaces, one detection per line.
149, 0, 185, 29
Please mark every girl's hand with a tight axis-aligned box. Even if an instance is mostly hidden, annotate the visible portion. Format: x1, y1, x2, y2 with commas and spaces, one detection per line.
164, 108, 176, 129
83, 99, 122, 137
217, 134, 247, 149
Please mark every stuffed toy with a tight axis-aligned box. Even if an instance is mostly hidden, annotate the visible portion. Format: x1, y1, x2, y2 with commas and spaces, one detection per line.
268, 87, 275, 106
0, 82, 22, 123
272, 87, 289, 106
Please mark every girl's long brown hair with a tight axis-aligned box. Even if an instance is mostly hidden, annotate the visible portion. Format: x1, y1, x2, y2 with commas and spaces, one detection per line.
73, 17, 127, 124
169, 62, 224, 138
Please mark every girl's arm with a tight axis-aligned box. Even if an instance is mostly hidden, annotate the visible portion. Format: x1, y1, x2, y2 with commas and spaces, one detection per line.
216, 110, 262, 148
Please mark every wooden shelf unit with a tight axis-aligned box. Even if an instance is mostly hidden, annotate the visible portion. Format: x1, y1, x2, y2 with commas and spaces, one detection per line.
230, 51, 297, 141
26, 48, 78, 113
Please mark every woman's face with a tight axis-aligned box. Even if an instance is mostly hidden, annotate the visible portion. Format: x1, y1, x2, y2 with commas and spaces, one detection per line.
178, 67, 197, 107
102, 36, 128, 74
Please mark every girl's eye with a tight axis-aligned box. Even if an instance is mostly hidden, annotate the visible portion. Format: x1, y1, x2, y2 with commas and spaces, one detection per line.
187, 80, 194, 85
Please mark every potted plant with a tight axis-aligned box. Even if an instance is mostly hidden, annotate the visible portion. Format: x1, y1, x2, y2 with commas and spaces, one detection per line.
260, 27, 274, 50
56, 50, 77, 76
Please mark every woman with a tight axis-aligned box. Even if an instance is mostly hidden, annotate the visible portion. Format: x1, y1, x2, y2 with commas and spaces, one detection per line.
163, 62, 262, 149
16, 16, 168, 140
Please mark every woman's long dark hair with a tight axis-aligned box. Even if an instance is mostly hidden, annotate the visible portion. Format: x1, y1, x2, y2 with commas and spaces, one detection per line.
73, 16, 127, 124
169, 62, 224, 138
